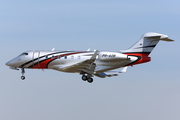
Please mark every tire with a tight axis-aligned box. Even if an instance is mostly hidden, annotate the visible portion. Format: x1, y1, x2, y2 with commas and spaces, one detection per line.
87, 78, 93, 83
82, 75, 87, 81
21, 76, 25, 80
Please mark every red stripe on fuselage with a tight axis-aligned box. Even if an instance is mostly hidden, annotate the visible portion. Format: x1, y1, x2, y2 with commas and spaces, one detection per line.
124, 53, 151, 66
31, 52, 86, 69
31, 57, 58, 69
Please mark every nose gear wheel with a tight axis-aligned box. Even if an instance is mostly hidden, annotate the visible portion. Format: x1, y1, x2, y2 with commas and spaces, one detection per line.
21, 76, 25, 80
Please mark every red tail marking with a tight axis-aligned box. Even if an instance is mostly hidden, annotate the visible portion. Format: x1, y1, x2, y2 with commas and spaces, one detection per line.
125, 53, 151, 66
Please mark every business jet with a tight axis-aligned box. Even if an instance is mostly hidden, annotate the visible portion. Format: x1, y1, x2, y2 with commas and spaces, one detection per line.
6, 32, 173, 83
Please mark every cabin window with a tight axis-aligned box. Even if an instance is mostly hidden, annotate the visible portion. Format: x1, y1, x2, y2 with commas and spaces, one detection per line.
52, 56, 54, 59
58, 55, 61, 59
64, 56, 67, 59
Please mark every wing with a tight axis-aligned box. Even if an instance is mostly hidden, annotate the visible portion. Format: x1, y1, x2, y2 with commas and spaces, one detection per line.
94, 67, 128, 78
59, 50, 98, 75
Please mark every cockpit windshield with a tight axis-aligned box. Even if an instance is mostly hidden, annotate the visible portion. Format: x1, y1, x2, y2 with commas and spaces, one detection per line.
19, 53, 28, 56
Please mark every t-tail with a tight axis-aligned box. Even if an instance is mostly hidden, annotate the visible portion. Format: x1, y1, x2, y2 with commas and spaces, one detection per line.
120, 32, 174, 66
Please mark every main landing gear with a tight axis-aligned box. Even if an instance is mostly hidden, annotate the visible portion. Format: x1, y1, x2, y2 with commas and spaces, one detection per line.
82, 75, 93, 83
21, 68, 25, 80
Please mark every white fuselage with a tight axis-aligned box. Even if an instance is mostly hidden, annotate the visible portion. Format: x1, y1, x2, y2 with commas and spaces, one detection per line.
6, 50, 138, 74
5, 32, 173, 82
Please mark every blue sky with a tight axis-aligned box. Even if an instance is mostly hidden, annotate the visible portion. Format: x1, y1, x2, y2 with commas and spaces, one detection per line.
0, 0, 180, 120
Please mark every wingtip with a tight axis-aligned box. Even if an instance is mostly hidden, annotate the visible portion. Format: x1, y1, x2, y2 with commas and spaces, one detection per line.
119, 66, 128, 73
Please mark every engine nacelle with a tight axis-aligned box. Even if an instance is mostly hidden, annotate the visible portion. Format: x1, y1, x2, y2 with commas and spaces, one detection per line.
98, 51, 129, 62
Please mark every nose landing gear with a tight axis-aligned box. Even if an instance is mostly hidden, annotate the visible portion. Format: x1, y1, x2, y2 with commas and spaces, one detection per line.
21, 68, 25, 80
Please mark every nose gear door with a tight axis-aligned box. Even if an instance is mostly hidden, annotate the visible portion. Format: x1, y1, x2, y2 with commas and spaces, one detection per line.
32, 51, 40, 67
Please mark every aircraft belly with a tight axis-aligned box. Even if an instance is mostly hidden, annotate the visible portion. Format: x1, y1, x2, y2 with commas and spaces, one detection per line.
94, 60, 131, 73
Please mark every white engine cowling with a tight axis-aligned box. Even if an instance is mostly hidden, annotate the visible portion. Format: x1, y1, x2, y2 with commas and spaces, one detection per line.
98, 51, 129, 61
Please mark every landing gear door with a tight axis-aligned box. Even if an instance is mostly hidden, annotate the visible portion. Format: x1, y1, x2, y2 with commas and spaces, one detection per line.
32, 51, 40, 67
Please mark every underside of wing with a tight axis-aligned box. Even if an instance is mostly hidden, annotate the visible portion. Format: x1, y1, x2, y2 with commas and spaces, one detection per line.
94, 67, 128, 78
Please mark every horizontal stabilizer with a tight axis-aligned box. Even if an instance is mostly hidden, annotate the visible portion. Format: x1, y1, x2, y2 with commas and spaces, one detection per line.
160, 38, 174, 42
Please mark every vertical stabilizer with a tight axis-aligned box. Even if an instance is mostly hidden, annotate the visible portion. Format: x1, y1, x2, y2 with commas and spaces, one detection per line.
120, 32, 173, 55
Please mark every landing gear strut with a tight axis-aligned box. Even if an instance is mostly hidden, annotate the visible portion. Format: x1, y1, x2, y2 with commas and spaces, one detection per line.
21, 68, 25, 80
81, 75, 93, 83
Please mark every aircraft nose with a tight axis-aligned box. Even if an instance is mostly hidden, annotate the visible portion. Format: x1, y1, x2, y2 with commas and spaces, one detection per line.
5, 58, 19, 67
6, 60, 14, 66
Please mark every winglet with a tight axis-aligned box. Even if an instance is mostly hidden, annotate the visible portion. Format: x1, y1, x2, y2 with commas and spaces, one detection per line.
90, 50, 98, 59
52, 48, 55, 51
119, 67, 128, 73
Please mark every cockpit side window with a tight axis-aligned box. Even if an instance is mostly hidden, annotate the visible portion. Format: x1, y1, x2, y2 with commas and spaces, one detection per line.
19, 53, 28, 56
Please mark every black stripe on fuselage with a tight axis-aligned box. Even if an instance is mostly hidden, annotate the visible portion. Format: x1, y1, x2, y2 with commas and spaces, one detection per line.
122, 52, 150, 66
19, 51, 90, 68
123, 55, 141, 66
122, 52, 151, 54
29, 51, 93, 68
19, 51, 71, 68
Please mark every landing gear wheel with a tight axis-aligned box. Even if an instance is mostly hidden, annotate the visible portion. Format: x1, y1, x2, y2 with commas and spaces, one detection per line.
87, 77, 93, 83
21, 76, 25, 80
82, 75, 87, 81
20, 68, 25, 80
